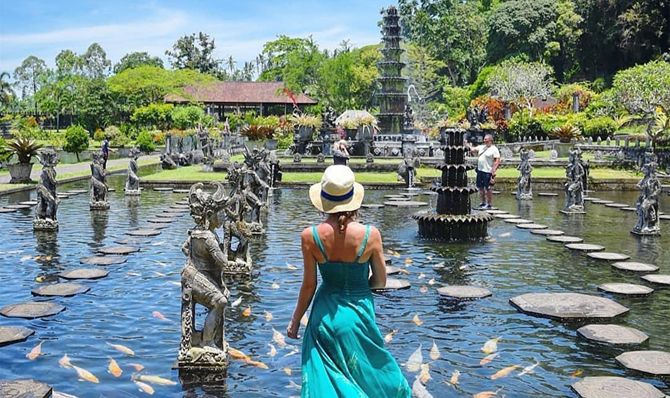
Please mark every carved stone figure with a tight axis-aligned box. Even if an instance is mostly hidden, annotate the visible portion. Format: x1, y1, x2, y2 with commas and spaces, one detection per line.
516, 148, 533, 200
366, 153, 374, 163
178, 183, 230, 371
561, 149, 586, 214
403, 104, 415, 130
89, 151, 109, 210
549, 149, 558, 161
161, 152, 178, 170
632, 155, 661, 236
268, 151, 282, 188
220, 178, 253, 273
33, 149, 59, 231
466, 105, 488, 129
323, 106, 337, 130
197, 125, 213, 160
125, 148, 141, 195
397, 149, 420, 188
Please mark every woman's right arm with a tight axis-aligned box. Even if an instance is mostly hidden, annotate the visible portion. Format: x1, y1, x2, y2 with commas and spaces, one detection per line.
287, 228, 318, 339
367, 227, 387, 289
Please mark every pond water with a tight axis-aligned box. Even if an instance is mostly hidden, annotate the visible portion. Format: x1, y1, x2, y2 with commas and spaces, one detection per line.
0, 176, 668, 397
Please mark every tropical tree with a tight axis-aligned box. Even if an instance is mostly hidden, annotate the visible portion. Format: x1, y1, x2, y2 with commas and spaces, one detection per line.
113, 51, 164, 74
165, 32, 221, 76
13, 56, 48, 114
258, 35, 325, 93
81, 43, 111, 79
486, 60, 554, 114
0, 72, 15, 110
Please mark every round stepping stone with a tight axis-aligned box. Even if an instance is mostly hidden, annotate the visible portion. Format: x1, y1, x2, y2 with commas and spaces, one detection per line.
538, 192, 559, 197
98, 245, 139, 255
616, 351, 670, 376
153, 187, 173, 192
621, 207, 637, 212
31, 283, 90, 297
0, 302, 65, 319
0, 326, 35, 347
384, 194, 406, 199
68, 189, 87, 194
530, 229, 564, 236
164, 207, 188, 213
147, 218, 174, 224
591, 200, 614, 204
361, 204, 384, 208
516, 223, 548, 230
0, 379, 52, 398
56, 193, 70, 199
547, 235, 583, 243
144, 223, 169, 230
612, 262, 659, 273
59, 268, 109, 280
385, 266, 401, 275
587, 252, 630, 261
5, 204, 31, 210
571, 376, 664, 398
372, 278, 410, 291
401, 192, 420, 197
114, 237, 148, 245
175, 200, 189, 205
126, 228, 161, 237
173, 189, 190, 193
605, 203, 629, 208
383, 201, 428, 207
421, 191, 438, 195
154, 212, 178, 219
485, 209, 508, 215
19, 201, 37, 206
495, 214, 520, 219
80, 255, 127, 266
584, 197, 599, 202
170, 204, 190, 209
659, 214, 670, 220
504, 218, 533, 224
565, 243, 605, 252
0, 208, 18, 213
598, 283, 653, 296
641, 274, 670, 286
509, 292, 629, 321
577, 324, 649, 345
437, 286, 492, 299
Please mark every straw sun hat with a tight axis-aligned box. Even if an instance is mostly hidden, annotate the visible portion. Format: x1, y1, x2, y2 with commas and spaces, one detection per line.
309, 165, 364, 213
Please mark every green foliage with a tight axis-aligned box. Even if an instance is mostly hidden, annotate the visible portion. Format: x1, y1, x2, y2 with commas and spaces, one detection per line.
469, 66, 496, 100
441, 86, 470, 118
136, 130, 156, 153
171, 105, 206, 130
13, 55, 48, 113
258, 35, 324, 92
508, 110, 544, 141
131, 103, 174, 130
550, 124, 581, 143
7, 137, 43, 164
486, 60, 554, 112
165, 32, 220, 76
93, 129, 105, 141
0, 137, 13, 163
583, 116, 617, 138
75, 78, 115, 132
555, 83, 596, 112
63, 125, 90, 161
113, 51, 164, 74
291, 114, 322, 129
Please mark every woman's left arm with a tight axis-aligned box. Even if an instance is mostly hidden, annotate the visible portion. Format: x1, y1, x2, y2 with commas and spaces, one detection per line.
287, 228, 318, 339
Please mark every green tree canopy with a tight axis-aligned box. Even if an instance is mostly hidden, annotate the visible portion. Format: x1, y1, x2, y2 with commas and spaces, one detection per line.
81, 43, 111, 79
165, 32, 220, 76
13, 55, 48, 114
258, 35, 325, 93
114, 52, 164, 74
63, 125, 90, 161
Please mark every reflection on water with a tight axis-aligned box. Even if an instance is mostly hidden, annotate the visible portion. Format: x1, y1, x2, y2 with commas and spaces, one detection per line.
0, 178, 668, 397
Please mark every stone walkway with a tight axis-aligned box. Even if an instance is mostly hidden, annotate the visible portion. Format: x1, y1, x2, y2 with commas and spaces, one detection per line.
0, 155, 160, 184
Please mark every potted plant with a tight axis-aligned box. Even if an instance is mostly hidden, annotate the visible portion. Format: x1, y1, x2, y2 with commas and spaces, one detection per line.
356, 114, 377, 141
7, 137, 43, 183
340, 119, 358, 140
551, 124, 581, 157
292, 114, 322, 141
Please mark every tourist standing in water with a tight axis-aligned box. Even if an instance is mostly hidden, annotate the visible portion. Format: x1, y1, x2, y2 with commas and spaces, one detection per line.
468, 133, 500, 209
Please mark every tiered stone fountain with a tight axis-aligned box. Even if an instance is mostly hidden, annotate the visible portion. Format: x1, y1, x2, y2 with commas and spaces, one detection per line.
414, 128, 492, 240
375, 6, 407, 135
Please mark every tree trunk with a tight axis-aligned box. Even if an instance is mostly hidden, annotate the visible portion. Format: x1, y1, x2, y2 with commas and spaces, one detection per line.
76, 152, 80, 162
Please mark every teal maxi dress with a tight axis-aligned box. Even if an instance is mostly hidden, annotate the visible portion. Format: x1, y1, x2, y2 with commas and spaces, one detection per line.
301, 225, 411, 398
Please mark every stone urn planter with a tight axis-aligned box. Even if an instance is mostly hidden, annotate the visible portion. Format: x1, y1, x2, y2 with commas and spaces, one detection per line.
297, 126, 314, 142
555, 142, 573, 158
8, 162, 34, 183
345, 128, 358, 140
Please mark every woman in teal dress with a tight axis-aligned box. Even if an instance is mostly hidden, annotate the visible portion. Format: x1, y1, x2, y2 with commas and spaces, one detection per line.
287, 165, 411, 398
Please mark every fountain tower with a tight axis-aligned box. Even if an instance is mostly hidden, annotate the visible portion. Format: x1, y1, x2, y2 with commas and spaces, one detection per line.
376, 6, 408, 135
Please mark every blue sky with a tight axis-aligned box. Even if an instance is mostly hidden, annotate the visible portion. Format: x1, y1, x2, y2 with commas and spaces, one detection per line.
0, 0, 392, 73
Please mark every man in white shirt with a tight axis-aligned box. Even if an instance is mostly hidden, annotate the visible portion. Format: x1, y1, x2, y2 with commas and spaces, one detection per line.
467, 134, 501, 209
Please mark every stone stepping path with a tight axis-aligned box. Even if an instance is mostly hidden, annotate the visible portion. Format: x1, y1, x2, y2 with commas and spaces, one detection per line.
126, 228, 161, 237
659, 215, 670, 220
591, 200, 614, 204
147, 218, 174, 224
485, 209, 508, 215
605, 203, 629, 208
56, 193, 70, 199
0, 301, 65, 319
144, 223, 169, 230
587, 252, 630, 261
530, 229, 564, 236
0, 208, 17, 213
598, 283, 653, 296
153, 187, 173, 192
571, 376, 664, 398
80, 255, 127, 266
373, 278, 411, 291
584, 197, 600, 202
114, 237, 148, 245
621, 207, 637, 212
640, 274, 670, 286
0, 379, 52, 398
510, 292, 629, 321
615, 350, 670, 376
611, 262, 659, 273
361, 204, 384, 208
577, 324, 649, 345
19, 201, 38, 206
0, 326, 35, 347
494, 214, 519, 219
437, 286, 491, 300
31, 283, 90, 297
175, 200, 189, 205
154, 212, 178, 219
173, 189, 190, 193
538, 192, 559, 197
383, 201, 428, 207
384, 195, 406, 199
503, 218, 533, 224
547, 235, 584, 243
565, 243, 605, 252
59, 268, 109, 280
516, 223, 548, 230
385, 266, 401, 275
5, 204, 31, 210
98, 245, 139, 255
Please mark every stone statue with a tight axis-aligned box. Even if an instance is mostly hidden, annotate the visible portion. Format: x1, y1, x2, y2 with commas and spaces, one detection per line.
161, 152, 178, 170
268, 151, 282, 188
178, 183, 230, 371
403, 104, 415, 130
466, 105, 488, 129
561, 149, 586, 214
89, 151, 109, 210
33, 149, 59, 231
632, 155, 661, 236
516, 148, 533, 200
197, 125, 213, 161
397, 149, 420, 188
323, 106, 337, 130
222, 168, 254, 273
125, 148, 141, 195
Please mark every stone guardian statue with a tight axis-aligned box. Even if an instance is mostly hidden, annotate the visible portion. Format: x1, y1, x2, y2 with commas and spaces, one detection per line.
33, 149, 59, 231
125, 148, 141, 196
561, 149, 586, 214
516, 148, 533, 200
89, 151, 109, 210
632, 155, 661, 236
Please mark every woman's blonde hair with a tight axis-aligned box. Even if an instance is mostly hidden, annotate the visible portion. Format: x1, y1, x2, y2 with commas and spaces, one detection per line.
333, 210, 358, 233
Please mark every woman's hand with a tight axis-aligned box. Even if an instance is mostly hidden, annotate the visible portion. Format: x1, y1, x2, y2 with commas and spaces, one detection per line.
287, 318, 300, 339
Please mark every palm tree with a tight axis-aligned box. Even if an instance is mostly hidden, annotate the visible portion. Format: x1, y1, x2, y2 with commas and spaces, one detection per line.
0, 72, 15, 109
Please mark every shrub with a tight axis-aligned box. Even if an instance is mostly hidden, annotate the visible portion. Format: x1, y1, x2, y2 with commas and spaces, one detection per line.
49, 133, 66, 149
555, 83, 596, 113
151, 130, 166, 145
93, 129, 106, 142
63, 125, 90, 162
7, 137, 43, 164
291, 114, 322, 129
507, 110, 543, 141
171, 105, 206, 130
550, 124, 582, 143
0, 137, 13, 163
119, 123, 138, 140
442, 85, 470, 117
131, 103, 174, 130
136, 130, 156, 153
583, 116, 617, 138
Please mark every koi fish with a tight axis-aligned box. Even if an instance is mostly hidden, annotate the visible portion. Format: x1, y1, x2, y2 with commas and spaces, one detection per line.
428, 278, 436, 285
26, 341, 43, 360
286, 263, 298, 270
264, 311, 273, 321
108, 358, 122, 377
419, 363, 431, 383
449, 370, 460, 386
134, 374, 177, 386
491, 365, 520, 380
242, 307, 252, 317
412, 314, 424, 326
228, 347, 251, 362
406, 344, 422, 372
411, 377, 433, 398
419, 286, 429, 294
152, 311, 169, 321
429, 340, 440, 361
571, 370, 583, 377
72, 365, 99, 383
518, 362, 540, 376
231, 297, 243, 307
247, 359, 269, 369
480, 353, 499, 366
481, 337, 500, 354
405, 258, 414, 265
59, 354, 72, 368
384, 330, 397, 343
271, 282, 280, 289
272, 328, 287, 348
134, 380, 154, 395
128, 363, 145, 372
107, 342, 135, 356
267, 344, 277, 357
283, 367, 292, 376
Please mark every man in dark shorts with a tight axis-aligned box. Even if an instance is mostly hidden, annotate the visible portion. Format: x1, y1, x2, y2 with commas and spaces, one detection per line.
468, 134, 500, 209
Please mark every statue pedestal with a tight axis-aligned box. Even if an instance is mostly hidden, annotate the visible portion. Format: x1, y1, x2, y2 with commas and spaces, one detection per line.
631, 228, 660, 236
517, 193, 533, 201
32, 219, 58, 231
90, 201, 110, 210
560, 207, 586, 214
125, 189, 141, 196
